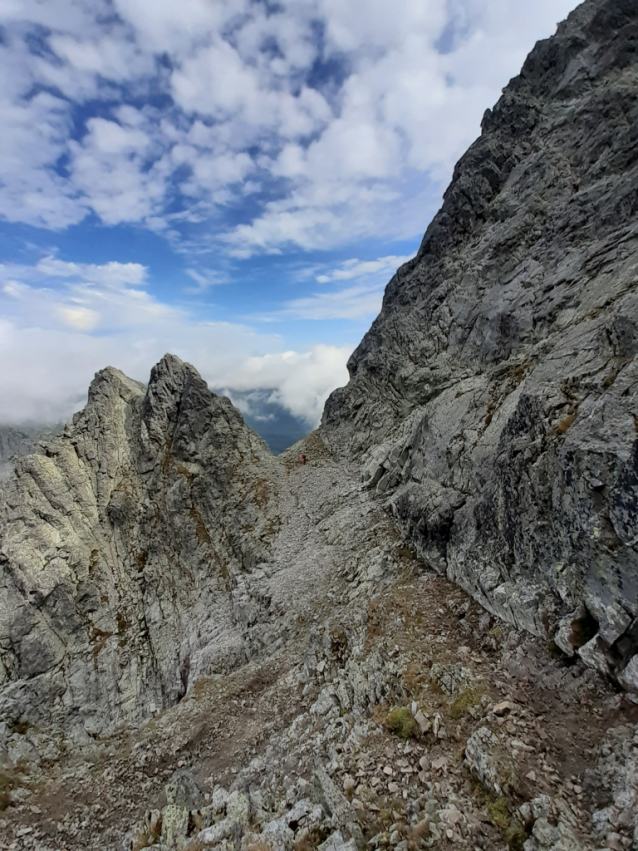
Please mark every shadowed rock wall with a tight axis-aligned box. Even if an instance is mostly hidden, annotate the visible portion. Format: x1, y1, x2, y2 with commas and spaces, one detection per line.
322, 0, 638, 689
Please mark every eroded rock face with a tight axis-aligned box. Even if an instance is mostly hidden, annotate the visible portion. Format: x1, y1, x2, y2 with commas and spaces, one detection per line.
321, 0, 638, 685
0, 354, 282, 736
0, 425, 61, 484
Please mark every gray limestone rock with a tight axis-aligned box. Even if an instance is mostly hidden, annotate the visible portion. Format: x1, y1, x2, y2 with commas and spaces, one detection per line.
317, 831, 357, 851
464, 726, 515, 796
321, 0, 638, 684
0, 424, 62, 484
165, 769, 203, 809
0, 354, 282, 736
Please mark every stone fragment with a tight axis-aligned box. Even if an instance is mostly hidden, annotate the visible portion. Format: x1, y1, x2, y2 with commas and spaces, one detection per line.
196, 818, 234, 848
578, 636, 610, 677
618, 655, 638, 694
160, 805, 189, 849
165, 769, 203, 810
312, 766, 362, 842
464, 727, 513, 796
225, 790, 250, 826
414, 711, 431, 733
262, 817, 295, 851
318, 830, 357, 851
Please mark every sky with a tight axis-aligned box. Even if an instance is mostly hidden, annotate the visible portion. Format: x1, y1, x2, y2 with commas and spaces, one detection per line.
0, 0, 581, 441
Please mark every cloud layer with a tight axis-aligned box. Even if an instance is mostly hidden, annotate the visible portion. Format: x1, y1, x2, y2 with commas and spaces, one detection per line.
0, 0, 579, 254
0, 1, 581, 435
0, 259, 351, 426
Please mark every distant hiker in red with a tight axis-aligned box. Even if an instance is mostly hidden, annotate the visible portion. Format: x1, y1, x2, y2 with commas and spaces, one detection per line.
301, 453, 307, 465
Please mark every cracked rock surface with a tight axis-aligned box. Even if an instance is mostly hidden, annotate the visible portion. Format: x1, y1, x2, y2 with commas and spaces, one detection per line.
0, 354, 289, 736
1, 2, 638, 850
322, 0, 638, 691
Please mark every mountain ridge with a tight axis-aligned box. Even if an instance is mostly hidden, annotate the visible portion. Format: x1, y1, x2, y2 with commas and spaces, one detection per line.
1, 1, 638, 848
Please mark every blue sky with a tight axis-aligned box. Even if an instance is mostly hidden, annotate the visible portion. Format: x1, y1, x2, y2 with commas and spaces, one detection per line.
0, 0, 580, 428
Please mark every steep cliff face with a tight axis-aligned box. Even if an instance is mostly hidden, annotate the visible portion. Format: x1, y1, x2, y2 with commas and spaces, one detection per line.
322, 0, 638, 686
0, 355, 284, 735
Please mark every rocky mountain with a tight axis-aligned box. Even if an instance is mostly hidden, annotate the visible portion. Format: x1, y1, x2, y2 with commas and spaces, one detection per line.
0, 426, 61, 485
323, 0, 638, 692
1, 1, 638, 850
0, 356, 288, 736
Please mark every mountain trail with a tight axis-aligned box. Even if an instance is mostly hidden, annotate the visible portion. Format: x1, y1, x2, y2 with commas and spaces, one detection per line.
1, 438, 636, 851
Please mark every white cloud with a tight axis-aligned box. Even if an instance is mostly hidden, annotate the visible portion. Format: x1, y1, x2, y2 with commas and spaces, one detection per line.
36, 257, 148, 287
57, 306, 100, 331
280, 283, 385, 321
315, 255, 412, 283
185, 268, 229, 292
259, 253, 413, 321
221, 345, 351, 426
0, 259, 351, 427
0, 0, 581, 243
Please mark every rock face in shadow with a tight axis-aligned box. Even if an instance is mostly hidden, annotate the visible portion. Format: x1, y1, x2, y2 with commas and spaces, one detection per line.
0, 355, 282, 736
322, 0, 638, 684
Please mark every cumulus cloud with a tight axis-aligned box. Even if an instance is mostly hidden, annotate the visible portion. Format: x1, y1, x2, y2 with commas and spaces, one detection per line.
279, 284, 383, 321
219, 346, 351, 426
0, 258, 351, 426
0, 1, 584, 433
0, 0, 580, 247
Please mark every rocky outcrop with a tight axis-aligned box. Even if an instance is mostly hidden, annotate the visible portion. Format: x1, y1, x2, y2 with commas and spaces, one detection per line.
0, 355, 284, 736
0, 426, 61, 484
322, 0, 638, 688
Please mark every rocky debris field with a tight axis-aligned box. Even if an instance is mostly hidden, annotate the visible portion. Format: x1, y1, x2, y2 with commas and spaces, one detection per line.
0, 441, 637, 851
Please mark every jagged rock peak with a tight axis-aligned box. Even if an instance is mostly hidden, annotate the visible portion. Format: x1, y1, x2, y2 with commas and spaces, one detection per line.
0, 356, 278, 737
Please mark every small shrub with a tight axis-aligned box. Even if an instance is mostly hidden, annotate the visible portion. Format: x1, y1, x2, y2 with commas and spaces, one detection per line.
490, 625, 503, 642
294, 825, 330, 850
486, 795, 509, 830
407, 819, 431, 850
449, 688, 480, 719
505, 820, 530, 851
386, 706, 418, 739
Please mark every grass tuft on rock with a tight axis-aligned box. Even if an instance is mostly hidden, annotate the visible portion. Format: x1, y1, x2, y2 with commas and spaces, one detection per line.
485, 795, 509, 830
505, 820, 530, 851
449, 687, 481, 719
386, 706, 418, 739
